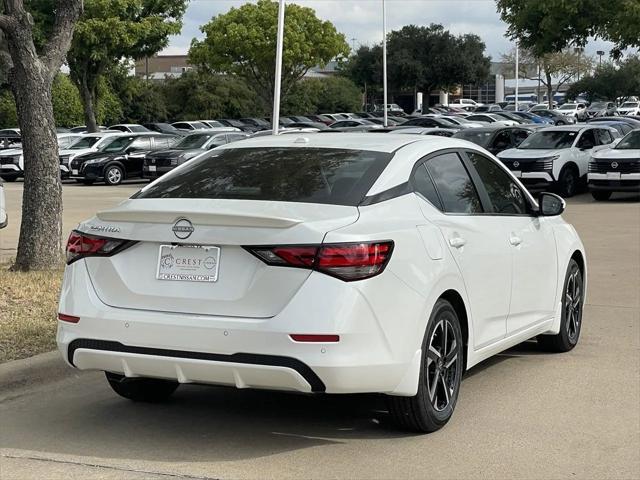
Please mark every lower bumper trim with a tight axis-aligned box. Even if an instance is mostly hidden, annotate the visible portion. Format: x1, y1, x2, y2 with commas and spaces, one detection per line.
68, 338, 326, 393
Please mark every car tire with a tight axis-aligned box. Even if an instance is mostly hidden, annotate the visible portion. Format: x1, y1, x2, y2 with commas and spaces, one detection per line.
556, 165, 579, 198
105, 165, 124, 186
105, 372, 179, 402
537, 259, 584, 352
591, 190, 612, 201
1, 176, 17, 182
386, 299, 464, 433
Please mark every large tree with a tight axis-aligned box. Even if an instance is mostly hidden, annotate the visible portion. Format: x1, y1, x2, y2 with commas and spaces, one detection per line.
497, 0, 640, 58
0, 0, 82, 271
501, 48, 593, 106
344, 24, 490, 107
567, 55, 640, 102
340, 44, 382, 109
189, 0, 350, 111
67, 0, 187, 132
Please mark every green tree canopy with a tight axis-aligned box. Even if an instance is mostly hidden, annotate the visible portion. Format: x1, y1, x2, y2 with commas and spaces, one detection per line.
161, 70, 258, 120
283, 77, 362, 115
189, 0, 350, 111
566, 56, 640, 102
497, 0, 640, 58
342, 24, 491, 108
67, 0, 187, 131
387, 25, 491, 93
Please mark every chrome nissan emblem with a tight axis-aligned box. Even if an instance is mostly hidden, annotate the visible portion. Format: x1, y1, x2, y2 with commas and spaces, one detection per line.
513, 161, 520, 168
172, 218, 194, 239
611, 162, 618, 169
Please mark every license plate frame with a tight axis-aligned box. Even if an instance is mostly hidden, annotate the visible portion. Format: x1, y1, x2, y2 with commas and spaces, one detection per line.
512, 170, 522, 178
72, 169, 79, 175
148, 165, 157, 172
606, 171, 621, 180
156, 244, 221, 283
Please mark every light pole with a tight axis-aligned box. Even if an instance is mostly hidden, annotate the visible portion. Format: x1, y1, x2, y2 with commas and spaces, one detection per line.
515, 41, 519, 111
272, 0, 286, 135
382, 0, 388, 127
597, 50, 604, 68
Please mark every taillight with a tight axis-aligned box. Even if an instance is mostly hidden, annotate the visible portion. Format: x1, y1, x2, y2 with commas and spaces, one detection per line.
65, 230, 134, 264
245, 241, 393, 281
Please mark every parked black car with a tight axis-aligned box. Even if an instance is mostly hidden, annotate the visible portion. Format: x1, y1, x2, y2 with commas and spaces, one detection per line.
143, 123, 186, 136
400, 117, 463, 130
239, 117, 271, 131
452, 126, 538, 155
217, 119, 260, 133
143, 131, 249, 180
69, 133, 177, 185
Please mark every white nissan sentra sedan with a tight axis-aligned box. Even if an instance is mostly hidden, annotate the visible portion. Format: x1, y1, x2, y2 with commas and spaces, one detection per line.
57, 133, 586, 432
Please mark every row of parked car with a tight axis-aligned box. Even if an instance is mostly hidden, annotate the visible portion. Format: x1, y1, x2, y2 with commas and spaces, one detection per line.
445, 97, 640, 119
1, 110, 638, 200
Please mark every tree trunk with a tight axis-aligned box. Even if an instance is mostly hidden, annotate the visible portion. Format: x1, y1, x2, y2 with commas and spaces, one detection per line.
546, 71, 554, 108
79, 74, 98, 133
10, 60, 63, 270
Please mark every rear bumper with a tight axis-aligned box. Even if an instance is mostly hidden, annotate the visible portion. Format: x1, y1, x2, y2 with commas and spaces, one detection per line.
68, 339, 325, 392
57, 260, 426, 396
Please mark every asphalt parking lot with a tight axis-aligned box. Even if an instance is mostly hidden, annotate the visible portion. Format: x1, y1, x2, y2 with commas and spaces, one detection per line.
0, 182, 639, 479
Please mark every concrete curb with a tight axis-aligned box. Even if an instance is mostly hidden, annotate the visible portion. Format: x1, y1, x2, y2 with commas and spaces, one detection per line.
0, 350, 74, 400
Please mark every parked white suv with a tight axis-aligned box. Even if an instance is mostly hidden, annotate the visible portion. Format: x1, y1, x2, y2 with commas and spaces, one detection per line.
588, 129, 640, 200
497, 125, 620, 197
0, 133, 82, 181
0, 177, 7, 228
617, 101, 640, 116
557, 103, 587, 118
448, 99, 483, 111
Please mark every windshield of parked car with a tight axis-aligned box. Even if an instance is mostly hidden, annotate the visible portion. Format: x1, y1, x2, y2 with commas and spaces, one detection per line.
590, 102, 607, 109
134, 147, 393, 206
452, 130, 494, 147
559, 104, 577, 110
621, 102, 639, 108
517, 131, 578, 149
615, 131, 640, 149
98, 136, 134, 153
68, 136, 103, 149
175, 134, 215, 150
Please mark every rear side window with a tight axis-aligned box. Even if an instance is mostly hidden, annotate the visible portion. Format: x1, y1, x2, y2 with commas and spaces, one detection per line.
135, 147, 392, 206
411, 165, 442, 210
425, 153, 482, 214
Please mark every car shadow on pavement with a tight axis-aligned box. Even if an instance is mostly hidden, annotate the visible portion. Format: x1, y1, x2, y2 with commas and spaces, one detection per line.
1, 341, 554, 463
1, 377, 417, 463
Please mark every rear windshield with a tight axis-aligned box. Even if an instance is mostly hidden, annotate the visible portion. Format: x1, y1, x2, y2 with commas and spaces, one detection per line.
134, 147, 392, 206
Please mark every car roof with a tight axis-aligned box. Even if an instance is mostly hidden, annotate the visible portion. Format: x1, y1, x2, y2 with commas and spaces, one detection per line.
539, 125, 593, 132
216, 131, 476, 154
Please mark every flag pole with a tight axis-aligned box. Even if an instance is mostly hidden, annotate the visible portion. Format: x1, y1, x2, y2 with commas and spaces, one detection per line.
382, 0, 388, 127
272, 0, 286, 135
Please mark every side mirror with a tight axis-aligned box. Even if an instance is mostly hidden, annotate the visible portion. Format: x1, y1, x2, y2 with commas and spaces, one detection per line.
537, 192, 565, 216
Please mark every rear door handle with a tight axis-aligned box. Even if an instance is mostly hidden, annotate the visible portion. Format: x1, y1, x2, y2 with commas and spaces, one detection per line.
509, 234, 522, 246
449, 237, 467, 249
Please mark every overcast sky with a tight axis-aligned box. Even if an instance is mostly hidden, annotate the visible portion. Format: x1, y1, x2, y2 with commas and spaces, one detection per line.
163, 0, 619, 61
